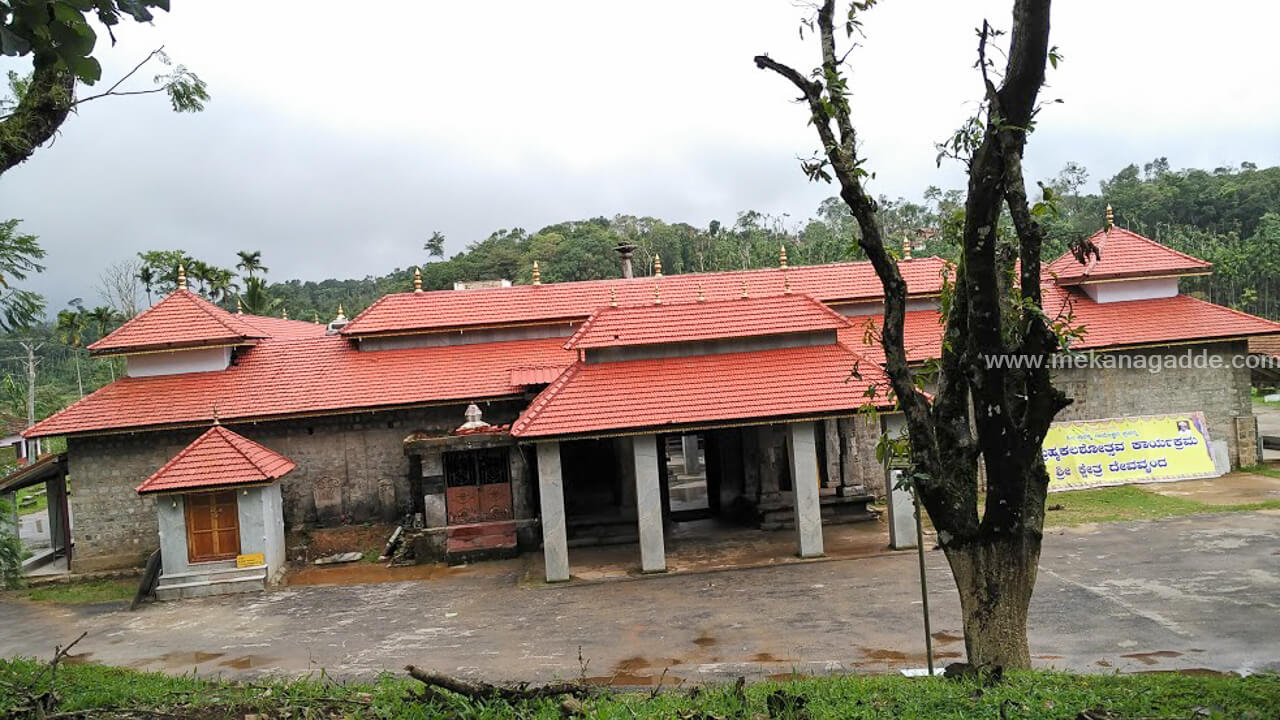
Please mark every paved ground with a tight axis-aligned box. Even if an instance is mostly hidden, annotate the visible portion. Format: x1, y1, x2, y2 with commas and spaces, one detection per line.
2, 510, 1278, 683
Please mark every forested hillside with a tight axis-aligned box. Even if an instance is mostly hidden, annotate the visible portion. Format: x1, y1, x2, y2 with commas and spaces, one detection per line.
1, 159, 1276, 429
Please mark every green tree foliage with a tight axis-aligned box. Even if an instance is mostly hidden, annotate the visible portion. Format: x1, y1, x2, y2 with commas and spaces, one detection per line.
0, 2, 208, 175
0, 493, 21, 589
0, 218, 44, 332
235, 250, 267, 279
236, 276, 282, 317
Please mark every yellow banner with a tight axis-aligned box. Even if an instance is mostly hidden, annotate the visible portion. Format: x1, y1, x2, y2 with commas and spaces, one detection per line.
236, 553, 266, 568
1043, 412, 1217, 492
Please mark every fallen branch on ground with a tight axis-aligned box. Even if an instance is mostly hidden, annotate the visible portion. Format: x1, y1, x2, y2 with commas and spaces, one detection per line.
405, 665, 592, 702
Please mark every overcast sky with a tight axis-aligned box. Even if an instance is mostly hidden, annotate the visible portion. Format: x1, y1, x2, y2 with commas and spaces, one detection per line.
2, 0, 1278, 313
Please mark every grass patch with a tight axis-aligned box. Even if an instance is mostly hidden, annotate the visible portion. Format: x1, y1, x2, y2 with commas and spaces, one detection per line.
0, 659, 1276, 719
1242, 463, 1280, 480
15, 578, 135, 605
1043, 485, 1280, 527
13, 486, 47, 517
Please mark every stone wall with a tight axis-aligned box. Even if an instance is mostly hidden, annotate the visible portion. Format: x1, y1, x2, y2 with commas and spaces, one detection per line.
66, 399, 526, 572
1051, 341, 1255, 467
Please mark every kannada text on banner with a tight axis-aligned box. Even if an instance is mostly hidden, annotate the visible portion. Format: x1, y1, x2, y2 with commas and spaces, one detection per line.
1043, 412, 1217, 492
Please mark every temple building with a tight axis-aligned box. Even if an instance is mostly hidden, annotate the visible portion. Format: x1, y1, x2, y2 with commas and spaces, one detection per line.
21, 218, 1280, 594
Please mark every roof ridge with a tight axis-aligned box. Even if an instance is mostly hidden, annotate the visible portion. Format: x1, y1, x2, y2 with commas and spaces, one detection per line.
511, 362, 582, 435
134, 425, 220, 492
181, 290, 264, 338
212, 425, 271, 476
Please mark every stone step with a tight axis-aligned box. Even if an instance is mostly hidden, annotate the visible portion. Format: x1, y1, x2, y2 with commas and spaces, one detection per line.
154, 570, 267, 601
157, 564, 267, 587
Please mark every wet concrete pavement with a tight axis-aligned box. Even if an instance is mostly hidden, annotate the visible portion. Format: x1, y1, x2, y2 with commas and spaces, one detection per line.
1, 511, 1277, 684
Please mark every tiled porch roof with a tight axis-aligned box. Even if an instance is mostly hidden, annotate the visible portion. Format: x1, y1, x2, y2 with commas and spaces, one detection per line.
135, 425, 296, 494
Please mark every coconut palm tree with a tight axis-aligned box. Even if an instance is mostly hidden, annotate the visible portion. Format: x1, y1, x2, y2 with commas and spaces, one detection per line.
55, 308, 87, 397
236, 251, 268, 279
88, 306, 117, 340
236, 276, 282, 316
137, 266, 155, 306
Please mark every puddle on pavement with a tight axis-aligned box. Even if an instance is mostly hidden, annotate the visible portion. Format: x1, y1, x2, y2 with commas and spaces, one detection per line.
1121, 650, 1183, 666
220, 655, 276, 670
860, 648, 907, 661
751, 652, 788, 663
692, 634, 717, 648
1034, 654, 1065, 660
286, 562, 468, 587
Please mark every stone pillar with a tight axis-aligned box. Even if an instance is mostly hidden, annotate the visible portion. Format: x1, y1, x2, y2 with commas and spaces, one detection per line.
633, 434, 666, 573
786, 422, 824, 558
886, 467, 917, 549
681, 434, 701, 474
536, 441, 570, 582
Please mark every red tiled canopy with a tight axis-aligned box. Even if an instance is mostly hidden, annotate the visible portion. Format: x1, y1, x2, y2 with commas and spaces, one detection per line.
89, 289, 268, 356
510, 343, 895, 439
565, 293, 850, 351
1046, 227, 1211, 285
342, 258, 950, 337
135, 425, 296, 495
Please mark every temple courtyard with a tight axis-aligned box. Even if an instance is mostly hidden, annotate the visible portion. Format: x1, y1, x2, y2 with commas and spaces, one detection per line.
2, 508, 1278, 684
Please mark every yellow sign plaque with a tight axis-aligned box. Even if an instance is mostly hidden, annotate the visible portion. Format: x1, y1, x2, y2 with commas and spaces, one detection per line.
1043, 412, 1217, 492
236, 553, 266, 568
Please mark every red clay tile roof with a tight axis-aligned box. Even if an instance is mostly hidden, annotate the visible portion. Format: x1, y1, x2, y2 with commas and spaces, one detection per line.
88, 289, 267, 355
510, 343, 894, 439
135, 425, 296, 494
343, 258, 949, 336
1046, 227, 1211, 285
88, 290, 326, 356
510, 366, 570, 386
1044, 286, 1280, 350
564, 293, 849, 351
27, 335, 573, 438
840, 310, 947, 365
1249, 335, 1280, 358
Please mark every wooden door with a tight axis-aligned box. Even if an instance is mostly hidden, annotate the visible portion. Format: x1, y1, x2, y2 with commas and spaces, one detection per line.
185, 490, 241, 563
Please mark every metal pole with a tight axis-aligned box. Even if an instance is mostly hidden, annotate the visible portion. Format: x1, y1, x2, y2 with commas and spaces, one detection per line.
914, 485, 934, 675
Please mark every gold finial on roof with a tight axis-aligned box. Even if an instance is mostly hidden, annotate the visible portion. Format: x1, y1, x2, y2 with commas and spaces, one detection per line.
211, 405, 220, 426
413, 267, 423, 292
902, 233, 912, 261
779, 244, 789, 269
337, 303, 345, 319
697, 283, 705, 302
313, 311, 320, 324
741, 280, 749, 299
236, 298, 243, 315
532, 260, 541, 286
653, 254, 663, 277
281, 308, 289, 320
177, 264, 187, 291
609, 287, 618, 308
1105, 204, 1114, 230
653, 283, 662, 305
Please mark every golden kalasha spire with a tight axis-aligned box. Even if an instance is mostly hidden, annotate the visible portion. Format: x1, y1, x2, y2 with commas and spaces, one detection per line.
413, 267, 423, 292
177, 264, 187, 291
281, 308, 289, 320
696, 283, 705, 303
653, 255, 663, 277
609, 287, 618, 308
211, 405, 220, 426
532, 260, 541, 286
313, 311, 320, 324
779, 245, 789, 269
741, 280, 749, 299
653, 283, 662, 305
784, 273, 792, 295
336, 303, 346, 320
1105, 204, 1115, 230
236, 298, 243, 315
902, 233, 913, 261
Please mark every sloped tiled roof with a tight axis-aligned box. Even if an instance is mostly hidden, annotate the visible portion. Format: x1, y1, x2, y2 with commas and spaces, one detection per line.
88, 289, 326, 356
1044, 285, 1280, 350
26, 335, 573, 438
135, 425, 296, 494
1046, 227, 1211, 285
510, 343, 894, 439
343, 258, 949, 336
564, 293, 849, 351
840, 310, 947, 366
88, 289, 266, 355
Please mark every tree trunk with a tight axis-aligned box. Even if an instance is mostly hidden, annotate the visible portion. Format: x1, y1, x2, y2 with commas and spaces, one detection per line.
945, 531, 1042, 669
0, 61, 76, 176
